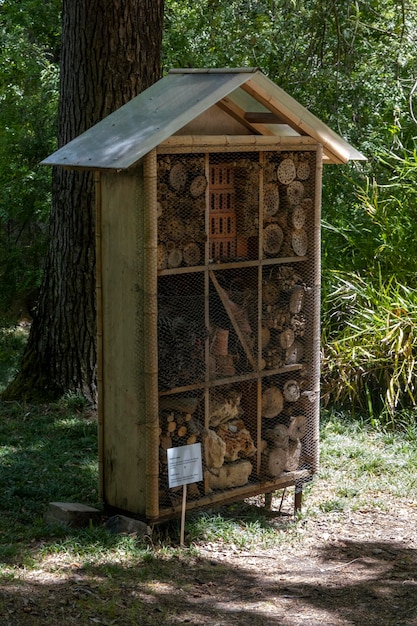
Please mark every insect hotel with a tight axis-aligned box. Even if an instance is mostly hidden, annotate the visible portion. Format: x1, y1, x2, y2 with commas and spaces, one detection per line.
43, 69, 365, 523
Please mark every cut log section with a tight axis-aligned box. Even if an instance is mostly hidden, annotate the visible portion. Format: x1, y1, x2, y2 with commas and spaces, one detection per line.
167, 248, 183, 268
277, 158, 296, 184
160, 435, 172, 450
189, 174, 207, 198
283, 379, 301, 402
285, 340, 304, 365
287, 181, 305, 205
169, 161, 187, 191
206, 459, 253, 490
279, 328, 295, 349
289, 285, 305, 314
285, 439, 302, 471
288, 414, 307, 440
264, 424, 289, 448
263, 223, 284, 256
262, 386, 284, 418
291, 228, 308, 256
263, 447, 286, 477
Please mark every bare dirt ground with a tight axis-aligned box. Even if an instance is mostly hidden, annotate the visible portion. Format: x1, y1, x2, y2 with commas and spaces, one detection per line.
1, 493, 416, 626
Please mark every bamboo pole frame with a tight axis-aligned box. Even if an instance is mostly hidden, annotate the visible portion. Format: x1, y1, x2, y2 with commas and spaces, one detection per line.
157, 470, 311, 522
143, 149, 160, 520
158, 135, 318, 154
311, 144, 323, 474
94, 171, 104, 502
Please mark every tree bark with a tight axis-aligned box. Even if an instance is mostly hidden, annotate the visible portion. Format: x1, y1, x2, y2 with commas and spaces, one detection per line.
3, 0, 164, 403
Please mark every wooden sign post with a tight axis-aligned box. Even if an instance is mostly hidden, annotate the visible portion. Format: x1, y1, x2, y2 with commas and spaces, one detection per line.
167, 443, 203, 546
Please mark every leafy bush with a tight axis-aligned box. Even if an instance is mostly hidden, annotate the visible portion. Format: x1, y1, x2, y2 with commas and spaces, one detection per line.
0, 2, 60, 317
321, 271, 417, 421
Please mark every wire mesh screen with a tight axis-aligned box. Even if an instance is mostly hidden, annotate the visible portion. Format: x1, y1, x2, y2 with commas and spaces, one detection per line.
156, 148, 319, 514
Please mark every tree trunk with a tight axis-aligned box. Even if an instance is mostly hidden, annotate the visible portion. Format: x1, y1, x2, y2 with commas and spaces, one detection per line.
3, 0, 164, 403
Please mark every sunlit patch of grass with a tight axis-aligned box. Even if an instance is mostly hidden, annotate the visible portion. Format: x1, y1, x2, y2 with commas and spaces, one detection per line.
186, 511, 284, 549
312, 410, 417, 514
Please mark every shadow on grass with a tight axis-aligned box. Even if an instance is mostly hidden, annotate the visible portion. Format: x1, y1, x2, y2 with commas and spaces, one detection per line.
1, 402, 416, 625
0, 537, 416, 625
0, 401, 99, 562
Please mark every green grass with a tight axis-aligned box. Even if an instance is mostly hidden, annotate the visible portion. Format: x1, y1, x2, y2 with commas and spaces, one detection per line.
0, 323, 27, 393
0, 400, 416, 574
0, 400, 99, 564
0, 399, 416, 626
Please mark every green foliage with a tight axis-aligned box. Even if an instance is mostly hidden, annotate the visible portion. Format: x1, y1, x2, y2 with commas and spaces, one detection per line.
321, 144, 417, 419
0, 0, 60, 316
1, 0, 417, 416
164, 0, 416, 146
321, 272, 417, 419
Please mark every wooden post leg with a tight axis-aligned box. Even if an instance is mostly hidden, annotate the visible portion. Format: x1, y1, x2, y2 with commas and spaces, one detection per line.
294, 488, 302, 514
264, 492, 272, 510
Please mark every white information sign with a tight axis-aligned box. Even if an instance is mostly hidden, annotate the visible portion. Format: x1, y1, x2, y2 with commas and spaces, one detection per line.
167, 443, 203, 489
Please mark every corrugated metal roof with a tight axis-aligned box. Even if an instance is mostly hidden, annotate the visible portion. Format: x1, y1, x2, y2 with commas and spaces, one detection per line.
42, 68, 366, 170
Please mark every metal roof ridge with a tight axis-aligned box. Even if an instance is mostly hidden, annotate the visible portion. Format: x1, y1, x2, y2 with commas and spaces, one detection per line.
168, 67, 261, 74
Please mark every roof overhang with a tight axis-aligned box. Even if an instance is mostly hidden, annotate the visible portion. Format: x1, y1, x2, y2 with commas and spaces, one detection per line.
42, 68, 366, 170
